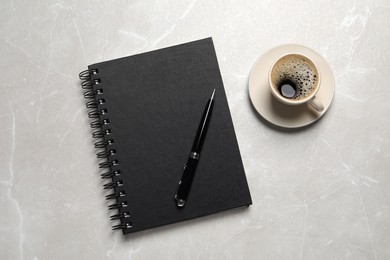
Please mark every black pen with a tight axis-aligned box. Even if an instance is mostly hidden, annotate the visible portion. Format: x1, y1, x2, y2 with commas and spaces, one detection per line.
175, 89, 216, 207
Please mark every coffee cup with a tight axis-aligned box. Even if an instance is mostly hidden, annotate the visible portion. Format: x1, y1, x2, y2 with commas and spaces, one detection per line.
268, 53, 324, 111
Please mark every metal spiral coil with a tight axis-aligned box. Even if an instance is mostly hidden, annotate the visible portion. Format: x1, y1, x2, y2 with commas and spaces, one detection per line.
112, 222, 133, 230
100, 170, 121, 179
88, 110, 101, 119
86, 100, 99, 109
97, 149, 116, 159
90, 119, 102, 129
94, 139, 114, 148
90, 118, 110, 129
99, 160, 118, 169
108, 201, 127, 210
103, 180, 123, 190
79, 69, 132, 232
105, 190, 126, 200
110, 212, 130, 220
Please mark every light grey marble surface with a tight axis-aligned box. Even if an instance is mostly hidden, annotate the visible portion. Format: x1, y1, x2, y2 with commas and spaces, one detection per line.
1, 0, 390, 259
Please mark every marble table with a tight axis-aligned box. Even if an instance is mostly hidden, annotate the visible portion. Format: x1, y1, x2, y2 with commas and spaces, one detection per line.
1, 0, 389, 259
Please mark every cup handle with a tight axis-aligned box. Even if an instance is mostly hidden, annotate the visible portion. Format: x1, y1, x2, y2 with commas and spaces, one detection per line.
309, 96, 324, 112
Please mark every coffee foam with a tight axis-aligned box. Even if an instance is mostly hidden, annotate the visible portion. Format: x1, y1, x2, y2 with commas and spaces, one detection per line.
271, 55, 318, 100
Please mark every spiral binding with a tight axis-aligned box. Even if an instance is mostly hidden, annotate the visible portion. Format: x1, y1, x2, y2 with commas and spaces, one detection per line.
79, 69, 132, 232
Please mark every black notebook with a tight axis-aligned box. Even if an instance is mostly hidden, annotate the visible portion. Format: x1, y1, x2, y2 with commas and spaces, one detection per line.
78, 38, 252, 234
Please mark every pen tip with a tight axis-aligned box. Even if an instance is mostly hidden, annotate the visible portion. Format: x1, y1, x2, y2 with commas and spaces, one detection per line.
211, 89, 215, 100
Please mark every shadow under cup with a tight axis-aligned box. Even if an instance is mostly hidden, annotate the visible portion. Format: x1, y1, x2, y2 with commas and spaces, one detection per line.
269, 53, 321, 108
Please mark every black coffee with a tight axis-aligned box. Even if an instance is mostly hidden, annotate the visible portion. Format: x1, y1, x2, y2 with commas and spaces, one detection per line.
278, 80, 297, 98
270, 54, 319, 101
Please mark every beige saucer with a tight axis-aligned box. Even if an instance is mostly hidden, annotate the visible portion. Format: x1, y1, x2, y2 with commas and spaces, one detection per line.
249, 44, 335, 128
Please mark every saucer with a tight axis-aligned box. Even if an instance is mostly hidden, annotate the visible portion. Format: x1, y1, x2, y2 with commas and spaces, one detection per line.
248, 44, 335, 128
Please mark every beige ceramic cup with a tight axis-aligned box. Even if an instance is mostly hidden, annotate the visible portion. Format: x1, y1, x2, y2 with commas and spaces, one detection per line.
268, 53, 324, 111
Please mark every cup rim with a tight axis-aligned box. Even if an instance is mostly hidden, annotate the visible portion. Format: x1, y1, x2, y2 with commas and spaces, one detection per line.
268, 53, 321, 105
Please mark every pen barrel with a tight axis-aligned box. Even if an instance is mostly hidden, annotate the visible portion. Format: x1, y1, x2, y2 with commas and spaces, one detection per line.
176, 157, 199, 202
175, 92, 215, 207
191, 99, 214, 152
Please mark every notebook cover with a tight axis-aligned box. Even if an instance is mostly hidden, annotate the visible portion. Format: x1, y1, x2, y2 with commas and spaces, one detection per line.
88, 38, 252, 234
